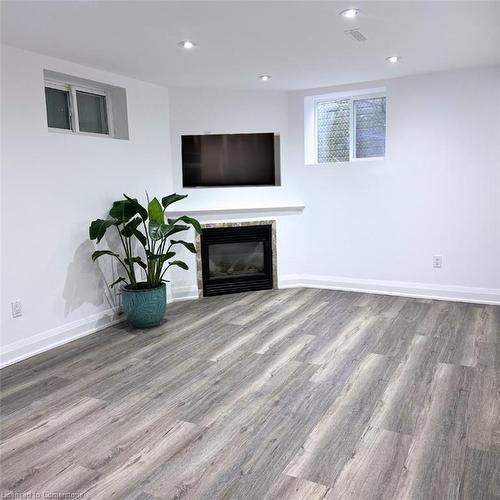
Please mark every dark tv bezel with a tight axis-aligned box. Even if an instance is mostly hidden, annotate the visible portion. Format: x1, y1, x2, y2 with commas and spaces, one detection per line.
181, 132, 280, 188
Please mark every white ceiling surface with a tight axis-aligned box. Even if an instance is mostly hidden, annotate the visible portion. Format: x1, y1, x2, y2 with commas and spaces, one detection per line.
2, 1, 500, 90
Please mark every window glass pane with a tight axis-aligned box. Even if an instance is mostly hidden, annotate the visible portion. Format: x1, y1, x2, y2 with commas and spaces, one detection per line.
76, 91, 109, 134
316, 99, 350, 163
45, 87, 70, 129
355, 97, 386, 158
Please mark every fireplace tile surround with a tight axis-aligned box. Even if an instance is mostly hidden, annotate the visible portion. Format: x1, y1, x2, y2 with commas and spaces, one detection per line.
195, 220, 278, 297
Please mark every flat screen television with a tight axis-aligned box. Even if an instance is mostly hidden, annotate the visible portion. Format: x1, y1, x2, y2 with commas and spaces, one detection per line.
181, 132, 277, 187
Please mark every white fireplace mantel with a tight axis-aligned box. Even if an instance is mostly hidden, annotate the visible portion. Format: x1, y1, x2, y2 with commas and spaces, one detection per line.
167, 203, 305, 218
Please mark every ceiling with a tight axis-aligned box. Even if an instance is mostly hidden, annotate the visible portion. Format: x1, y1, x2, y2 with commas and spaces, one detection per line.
2, 1, 499, 91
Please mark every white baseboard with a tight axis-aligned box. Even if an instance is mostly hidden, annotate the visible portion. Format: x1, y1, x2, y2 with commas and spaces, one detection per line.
168, 284, 199, 301
0, 308, 124, 369
278, 274, 500, 305
0, 286, 200, 369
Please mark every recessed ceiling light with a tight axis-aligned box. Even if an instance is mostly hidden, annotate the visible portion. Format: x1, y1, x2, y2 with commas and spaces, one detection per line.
386, 55, 400, 63
259, 75, 272, 81
178, 40, 196, 49
340, 8, 360, 18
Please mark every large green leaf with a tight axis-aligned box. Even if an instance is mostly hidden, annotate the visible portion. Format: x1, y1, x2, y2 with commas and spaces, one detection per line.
121, 217, 147, 247
123, 194, 148, 220
133, 228, 147, 247
161, 193, 188, 209
110, 276, 127, 288
148, 222, 191, 241
121, 217, 142, 237
110, 197, 146, 223
148, 197, 164, 224
168, 260, 189, 270
89, 219, 117, 243
148, 221, 161, 241
167, 216, 202, 234
165, 224, 189, 238
91, 250, 119, 262
147, 251, 175, 263
149, 221, 172, 241
159, 252, 176, 263
171, 240, 196, 253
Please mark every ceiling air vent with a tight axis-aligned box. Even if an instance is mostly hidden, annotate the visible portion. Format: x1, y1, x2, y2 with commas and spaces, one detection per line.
344, 28, 367, 42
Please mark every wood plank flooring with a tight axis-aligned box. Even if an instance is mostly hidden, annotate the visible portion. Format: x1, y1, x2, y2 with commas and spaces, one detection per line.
1, 288, 499, 499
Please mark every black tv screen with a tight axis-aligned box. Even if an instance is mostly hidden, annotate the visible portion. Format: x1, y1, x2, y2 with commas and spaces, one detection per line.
182, 133, 276, 187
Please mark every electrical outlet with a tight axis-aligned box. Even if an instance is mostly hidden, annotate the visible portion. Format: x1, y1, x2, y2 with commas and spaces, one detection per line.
433, 255, 442, 268
11, 300, 22, 318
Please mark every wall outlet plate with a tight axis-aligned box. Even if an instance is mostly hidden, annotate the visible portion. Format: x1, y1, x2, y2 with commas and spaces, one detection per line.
433, 255, 442, 268
11, 300, 22, 318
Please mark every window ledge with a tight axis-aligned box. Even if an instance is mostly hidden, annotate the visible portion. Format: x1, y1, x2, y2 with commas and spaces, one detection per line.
306, 157, 385, 166
48, 127, 116, 139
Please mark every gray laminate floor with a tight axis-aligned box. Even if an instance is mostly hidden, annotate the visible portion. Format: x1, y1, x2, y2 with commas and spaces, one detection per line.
1, 288, 499, 499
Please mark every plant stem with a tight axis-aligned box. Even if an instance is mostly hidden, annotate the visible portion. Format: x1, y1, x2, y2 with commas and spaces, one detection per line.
117, 227, 137, 287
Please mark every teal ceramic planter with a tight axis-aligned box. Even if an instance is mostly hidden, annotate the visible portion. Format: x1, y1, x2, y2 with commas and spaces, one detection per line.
121, 282, 166, 328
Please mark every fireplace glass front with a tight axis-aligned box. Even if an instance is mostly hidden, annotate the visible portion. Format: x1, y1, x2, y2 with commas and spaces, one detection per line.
208, 241, 265, 278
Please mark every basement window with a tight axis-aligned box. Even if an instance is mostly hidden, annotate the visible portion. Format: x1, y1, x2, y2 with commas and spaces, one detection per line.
43, 70, 129, 140
304, 88, 386, 164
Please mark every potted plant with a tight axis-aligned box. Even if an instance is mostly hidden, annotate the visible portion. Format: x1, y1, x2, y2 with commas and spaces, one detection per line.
89, 193, 201, 328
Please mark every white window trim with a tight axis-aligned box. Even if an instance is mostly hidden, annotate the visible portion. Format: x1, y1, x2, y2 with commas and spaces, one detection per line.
304, 87, 386, 165
45, 79, 114, 138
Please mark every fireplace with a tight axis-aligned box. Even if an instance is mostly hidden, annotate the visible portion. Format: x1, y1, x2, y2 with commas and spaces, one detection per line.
198, 222, 276, 296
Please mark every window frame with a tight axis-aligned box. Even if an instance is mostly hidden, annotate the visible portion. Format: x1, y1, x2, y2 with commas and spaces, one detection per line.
305, 87, 386, 165
45, 79, 114, 138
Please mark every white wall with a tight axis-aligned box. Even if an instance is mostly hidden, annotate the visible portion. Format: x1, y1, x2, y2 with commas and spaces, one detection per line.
166, 87, 304, 295
2, 48, 498, 367
285, 66, 500, 302
1, 45, 174, 365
